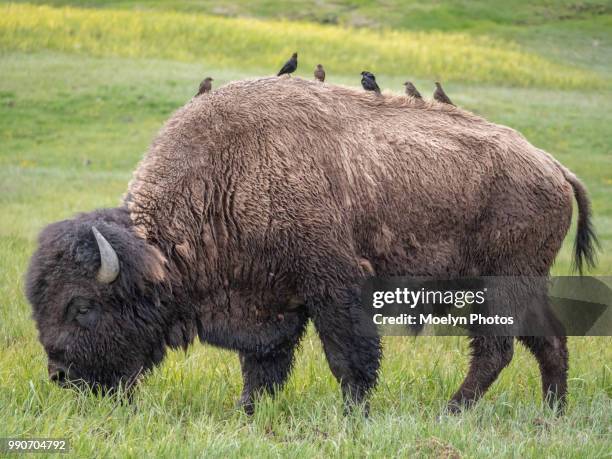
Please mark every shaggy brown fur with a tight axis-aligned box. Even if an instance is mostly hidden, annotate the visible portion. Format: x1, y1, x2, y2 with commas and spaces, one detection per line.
27, 76, 596, 415
126, 76, 593, 411
129, 76, 578, 282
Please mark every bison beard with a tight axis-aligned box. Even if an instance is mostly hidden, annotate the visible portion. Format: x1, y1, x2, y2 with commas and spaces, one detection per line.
26, 77, 597, 415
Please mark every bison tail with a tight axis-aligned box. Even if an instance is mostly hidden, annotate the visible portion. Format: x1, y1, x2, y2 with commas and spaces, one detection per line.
564, 170, 599, 274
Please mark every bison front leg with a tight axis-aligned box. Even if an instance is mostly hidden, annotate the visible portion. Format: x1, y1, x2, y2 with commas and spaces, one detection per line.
308, 287, 382, 415
237, 315, 308, 415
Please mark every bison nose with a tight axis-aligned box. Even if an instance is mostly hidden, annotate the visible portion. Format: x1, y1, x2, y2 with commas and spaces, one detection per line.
48, 364, 67, 384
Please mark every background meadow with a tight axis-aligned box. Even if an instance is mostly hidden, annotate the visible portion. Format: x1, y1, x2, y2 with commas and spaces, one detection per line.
0, 1, 610, 457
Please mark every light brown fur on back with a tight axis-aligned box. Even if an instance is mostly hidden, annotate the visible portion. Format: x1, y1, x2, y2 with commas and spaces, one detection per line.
127, 76, 573, 296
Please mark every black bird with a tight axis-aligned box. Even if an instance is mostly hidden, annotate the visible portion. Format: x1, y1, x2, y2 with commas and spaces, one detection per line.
361, 71, 380, 94
314, 64, 326, 82
433, 82, 454, 105
196, 77, 213, 96
403, 81, 422, 99
277, 52, 298, 76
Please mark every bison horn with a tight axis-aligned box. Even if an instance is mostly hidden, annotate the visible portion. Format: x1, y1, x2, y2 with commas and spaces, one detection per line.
92, 226, 120, 284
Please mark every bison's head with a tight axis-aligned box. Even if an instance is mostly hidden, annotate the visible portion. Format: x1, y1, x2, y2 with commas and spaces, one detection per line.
25, 208, 170, 392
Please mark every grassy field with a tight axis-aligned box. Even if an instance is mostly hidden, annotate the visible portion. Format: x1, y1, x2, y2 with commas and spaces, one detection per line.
1, 4, 606, 88
0, 2, 611, 457
6, 0, 612, 31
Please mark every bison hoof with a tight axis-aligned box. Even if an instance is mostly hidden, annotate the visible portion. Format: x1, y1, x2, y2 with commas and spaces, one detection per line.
237, 394, 255, 416
343, 400, 370, 418
445, 400, 467, 415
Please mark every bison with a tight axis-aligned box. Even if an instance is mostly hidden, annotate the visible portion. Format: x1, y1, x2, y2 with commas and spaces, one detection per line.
26, 77, 597, 414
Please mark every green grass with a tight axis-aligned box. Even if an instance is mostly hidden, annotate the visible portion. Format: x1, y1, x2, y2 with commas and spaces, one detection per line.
0, 1, 611, 457
0, 4, 607, 88
6, 0, 611, 82
6, 0, 611, 31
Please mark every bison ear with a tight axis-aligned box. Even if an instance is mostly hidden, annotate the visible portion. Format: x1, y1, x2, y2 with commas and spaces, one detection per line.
92, 226, 120, 284
141, 244, 167, 284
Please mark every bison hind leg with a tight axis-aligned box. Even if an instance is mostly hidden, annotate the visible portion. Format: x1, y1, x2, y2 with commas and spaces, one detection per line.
518, 335, 568, 413
447, 336, 514, 413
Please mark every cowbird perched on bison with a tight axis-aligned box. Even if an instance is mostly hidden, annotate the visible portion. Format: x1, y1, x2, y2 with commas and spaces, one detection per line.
277, 53, 298, 76
433, 82, 454, 105
196, 77, 213, 96
360, 71, 380, 94
403, 81, 422, 99
314, 64, 326, 82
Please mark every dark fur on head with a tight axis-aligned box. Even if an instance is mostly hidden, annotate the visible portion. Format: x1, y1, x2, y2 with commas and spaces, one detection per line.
26, 203, 307, 393
25, 207, 190, 391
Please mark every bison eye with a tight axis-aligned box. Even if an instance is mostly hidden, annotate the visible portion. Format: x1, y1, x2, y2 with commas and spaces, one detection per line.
66, 298, 99, 327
